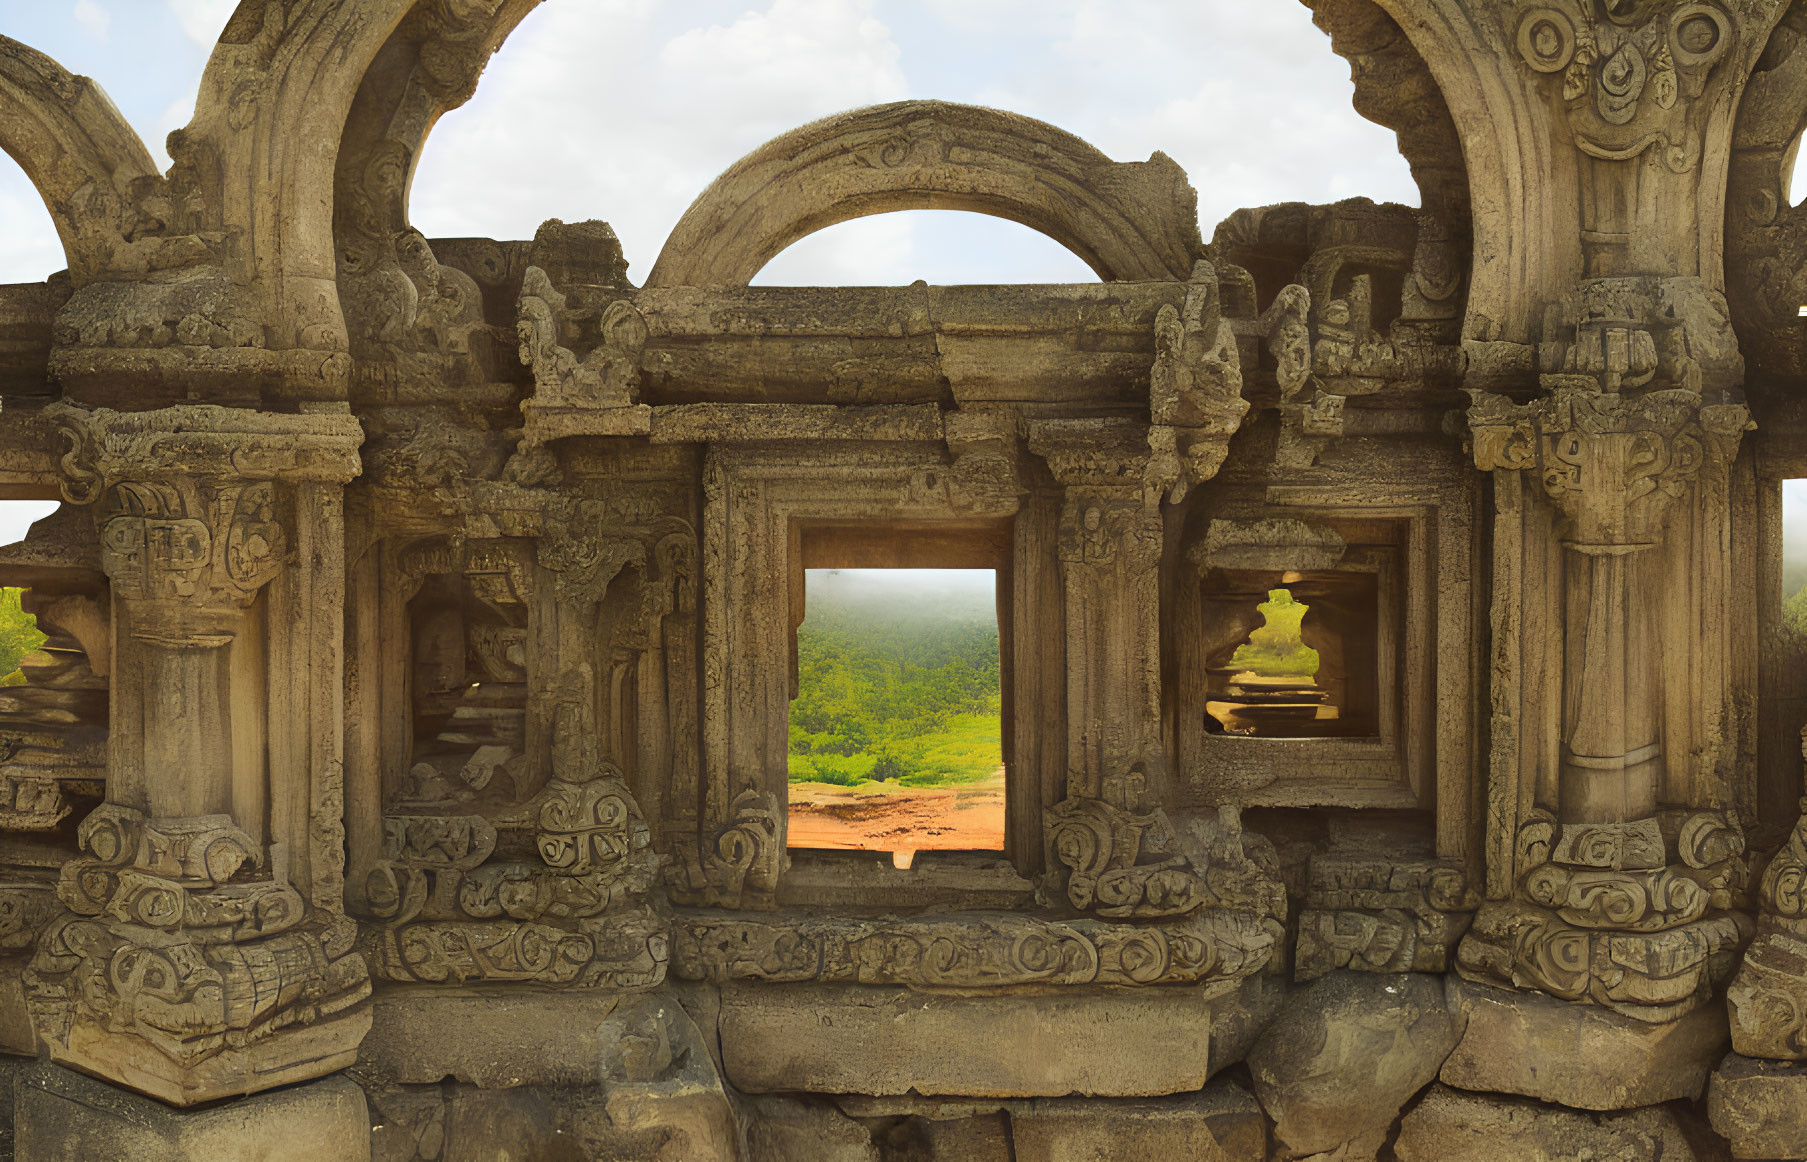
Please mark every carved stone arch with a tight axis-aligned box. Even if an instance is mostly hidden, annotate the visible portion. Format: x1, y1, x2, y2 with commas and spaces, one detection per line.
332, 0, 543, 351
1301, 0, 1472, 316
646, 100, 1208, 287
1352, 0, 1574, 351
0, 36, 159, 286
170, 0, 424, 358
1364, 0, 1781, 362
1724, 0, 1807, 398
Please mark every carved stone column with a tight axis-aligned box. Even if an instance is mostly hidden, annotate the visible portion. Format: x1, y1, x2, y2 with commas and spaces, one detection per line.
1459, 385, 1753, 1020
25, 403, 371, 1105
1029, 419, 1168, 803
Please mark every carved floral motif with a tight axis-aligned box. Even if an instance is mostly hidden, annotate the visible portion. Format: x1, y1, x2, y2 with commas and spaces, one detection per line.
24, 804, 371, 1105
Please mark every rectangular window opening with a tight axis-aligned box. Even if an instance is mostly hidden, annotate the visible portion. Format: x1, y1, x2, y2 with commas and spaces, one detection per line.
1204, 569, 1382, 739
786, 566, 1005, 869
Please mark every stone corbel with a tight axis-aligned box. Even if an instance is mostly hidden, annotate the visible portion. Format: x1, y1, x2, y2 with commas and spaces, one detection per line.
1148, 260, 1251, 501
516, 265, 652, 444
665, 789, 783, 910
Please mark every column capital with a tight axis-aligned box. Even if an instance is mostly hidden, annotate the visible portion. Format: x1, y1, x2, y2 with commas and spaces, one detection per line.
1468, 386, 1750, 549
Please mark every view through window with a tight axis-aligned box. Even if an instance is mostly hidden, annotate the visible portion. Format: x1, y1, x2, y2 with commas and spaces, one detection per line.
786, 567, 1003, 867
0, 501, 55, 686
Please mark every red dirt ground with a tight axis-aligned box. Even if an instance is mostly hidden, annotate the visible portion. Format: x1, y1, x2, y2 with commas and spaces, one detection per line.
787, 768, 1005, 863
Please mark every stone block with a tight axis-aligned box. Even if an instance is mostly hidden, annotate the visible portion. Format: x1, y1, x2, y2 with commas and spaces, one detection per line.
1708, 1051, 1807, 1159
1246, 971, 1461, 1160
1010, 1079, 1267, 1162
1439, 976, 1727, 1110
1394, 1084, 1698, 1162
746, 1095, 879, 1162
0, 957, 35, 1056
15, 1064, 370, 1162
873, 1112, 1013, 1161
361, 984, 632, 1087
718, 975, 1282, 1097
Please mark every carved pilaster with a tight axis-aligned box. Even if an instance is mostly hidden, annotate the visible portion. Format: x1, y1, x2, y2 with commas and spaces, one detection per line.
27, 403, 370, 1103
1470, 386, 1749, 821
1463, 385, 1753, 1021
1031, 418, 1166, 803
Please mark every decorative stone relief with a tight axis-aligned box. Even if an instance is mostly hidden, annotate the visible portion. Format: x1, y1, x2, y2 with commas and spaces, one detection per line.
364, 679, 668, 989
665, 789, 783, 910
1727, 796, 1807, 1059
516, 263, 652, 444
1458, 806, 1751, 1021
1045, 768, 1282, 921
1294, 857, 1480, 980
25, 804, 372, 1106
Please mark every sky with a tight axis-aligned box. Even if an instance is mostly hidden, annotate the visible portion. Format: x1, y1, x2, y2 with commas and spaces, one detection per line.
0, 0, 1424, 288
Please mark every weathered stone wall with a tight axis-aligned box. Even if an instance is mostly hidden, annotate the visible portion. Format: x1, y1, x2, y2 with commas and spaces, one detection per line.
2, 1, 1807, 1158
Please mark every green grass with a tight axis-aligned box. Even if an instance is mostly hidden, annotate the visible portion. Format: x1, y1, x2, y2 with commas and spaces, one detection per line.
788, 711, 1001, 788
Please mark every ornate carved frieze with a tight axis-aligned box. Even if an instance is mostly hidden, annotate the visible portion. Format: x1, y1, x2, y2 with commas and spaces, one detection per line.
671, 907, 1282, 989
1294, 857, 1479, 980
1457, 806, 1751, 1022
46, 403, 365, 503
24, 803, 372, 1105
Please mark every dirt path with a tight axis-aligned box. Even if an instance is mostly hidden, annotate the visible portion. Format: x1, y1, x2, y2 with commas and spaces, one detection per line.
787, 768, 1005, 862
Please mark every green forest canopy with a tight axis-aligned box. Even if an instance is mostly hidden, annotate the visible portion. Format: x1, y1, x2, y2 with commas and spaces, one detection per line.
788, 569, 1001, 788
0, 587, 46, 687
1230, 588, 1320, 678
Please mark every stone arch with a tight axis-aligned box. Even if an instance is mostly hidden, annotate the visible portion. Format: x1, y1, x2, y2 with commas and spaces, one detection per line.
0, 36, 158, 287
1303, 0, 1472, 325
645, 101, 1208, 288
1358, 0, 1573, 351
1724, 0, 1807, 397
331, 0, 544, 352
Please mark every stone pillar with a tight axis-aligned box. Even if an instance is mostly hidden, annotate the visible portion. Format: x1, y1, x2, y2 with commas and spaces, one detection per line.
23, 403, 371, 1106
1028, 419, 1168, 804
1459, 387, 1753, 1021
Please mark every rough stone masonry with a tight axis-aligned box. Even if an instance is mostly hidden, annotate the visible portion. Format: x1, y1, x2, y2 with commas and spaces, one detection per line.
4, 0, 1807, 1157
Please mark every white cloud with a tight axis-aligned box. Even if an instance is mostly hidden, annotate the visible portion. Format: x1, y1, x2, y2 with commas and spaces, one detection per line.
73, 0, 111, 40
166, 0, 235, 47
0, 501, 59, 551
410, 0, 911, 284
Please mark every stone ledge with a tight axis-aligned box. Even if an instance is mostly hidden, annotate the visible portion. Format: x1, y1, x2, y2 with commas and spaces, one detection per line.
1708, 1051, 1807, 1160
718, 975, 1282, 1098
15, 1063, 370, 1162
360, 984, 672, 1088
1438, 976, 1728, 1110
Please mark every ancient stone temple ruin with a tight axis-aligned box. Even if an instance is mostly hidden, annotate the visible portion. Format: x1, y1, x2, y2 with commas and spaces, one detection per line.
9, 0, 1807, 1157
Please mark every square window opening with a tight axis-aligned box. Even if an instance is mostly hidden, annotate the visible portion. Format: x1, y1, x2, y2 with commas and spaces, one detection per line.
786, 560, 1006, 869
1203, 569, 1382, 739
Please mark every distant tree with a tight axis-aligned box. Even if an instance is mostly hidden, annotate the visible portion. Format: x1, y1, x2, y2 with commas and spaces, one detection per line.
0, 588, 47, 686
1230, 588, 1320, 677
